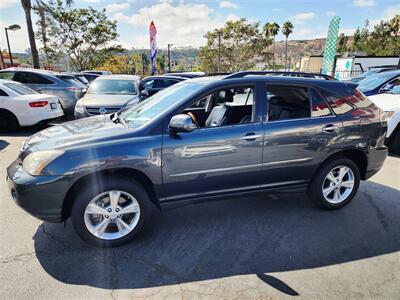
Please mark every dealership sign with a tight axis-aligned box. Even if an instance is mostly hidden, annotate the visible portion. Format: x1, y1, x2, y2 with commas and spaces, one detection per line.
322, 16, 341, 75
149, 21, 157, 75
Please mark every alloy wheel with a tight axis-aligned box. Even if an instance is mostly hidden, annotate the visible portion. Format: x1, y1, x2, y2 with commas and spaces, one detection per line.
84, 190, 140, 240
322, 165, 355, 204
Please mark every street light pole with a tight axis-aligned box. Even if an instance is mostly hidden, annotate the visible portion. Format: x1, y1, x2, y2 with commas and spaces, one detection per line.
5, 28, 13, 66
4, 24, 21, 67
167, 44, 173, 72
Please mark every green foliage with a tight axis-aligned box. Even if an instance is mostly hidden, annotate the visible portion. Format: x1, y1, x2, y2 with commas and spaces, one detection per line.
198, 18, 271, 73
282, 21, 294, 39
337, 33, 348, 53
350, 15, 400, 55
34, 0, 119, 70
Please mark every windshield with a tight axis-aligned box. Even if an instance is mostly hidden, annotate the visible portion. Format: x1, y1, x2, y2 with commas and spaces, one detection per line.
123, 82, 203, 127
361, 69, 380, 77
88, 79, 137, 95
389, 85, 400, 95
4, 83, 39, 95
357, 73, 399, 92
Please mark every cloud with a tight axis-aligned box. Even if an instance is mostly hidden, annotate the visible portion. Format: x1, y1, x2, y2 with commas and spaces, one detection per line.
219, 1, 238, 9
326, 11, 336, 17
353, 0, 374, 7
113, 1, 229, 48
0, 20, 40, 53
105, 2, 130, 13
291, 12, 315, 24
0, 0, 18, 8
370, 5, 400, 27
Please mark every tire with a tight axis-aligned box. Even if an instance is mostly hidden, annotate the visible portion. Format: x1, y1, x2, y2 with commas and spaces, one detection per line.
389, 130, 400, 155
0, 110, 19, 132
308, 158, 360, 210
71, 176, 154, 247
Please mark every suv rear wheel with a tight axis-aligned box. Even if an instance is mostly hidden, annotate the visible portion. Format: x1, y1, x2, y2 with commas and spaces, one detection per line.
71, 177, 153, 247
309, 158, 360, 209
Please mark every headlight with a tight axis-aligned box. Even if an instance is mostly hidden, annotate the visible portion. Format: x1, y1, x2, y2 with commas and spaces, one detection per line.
22, 150, 64, 176
74, 101, 85, 113
384, 111, 395, 119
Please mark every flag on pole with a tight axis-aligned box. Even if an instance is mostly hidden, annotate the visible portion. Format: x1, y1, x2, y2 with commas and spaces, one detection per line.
321, 16, 341, 75
149, 21, 157, 75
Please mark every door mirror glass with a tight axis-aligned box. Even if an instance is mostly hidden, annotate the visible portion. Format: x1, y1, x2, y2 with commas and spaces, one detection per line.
169, 114, 197, 133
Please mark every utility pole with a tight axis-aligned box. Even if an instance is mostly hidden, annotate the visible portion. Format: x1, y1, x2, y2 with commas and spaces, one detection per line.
167, 44, 173, 72
217, 30, 222, 72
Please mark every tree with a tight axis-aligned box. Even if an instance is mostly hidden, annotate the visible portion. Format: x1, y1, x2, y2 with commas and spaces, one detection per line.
351, 27, 361, 51
263, 22, 280, 68
337, 33, 348, 54
35, 0, 119, 70
21, 0, 40, 68
282, 20, 293, 70
199, 18, 271, 73
99, 55, 132, 74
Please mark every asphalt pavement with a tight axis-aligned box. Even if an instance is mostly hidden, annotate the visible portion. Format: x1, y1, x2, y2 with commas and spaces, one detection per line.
1, 128, 399, 299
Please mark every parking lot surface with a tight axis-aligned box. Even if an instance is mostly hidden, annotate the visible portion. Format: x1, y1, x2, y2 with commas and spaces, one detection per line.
1, 127, 399, 299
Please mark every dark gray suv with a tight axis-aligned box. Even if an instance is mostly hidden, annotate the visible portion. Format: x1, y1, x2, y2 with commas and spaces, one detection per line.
7, 72, 388, 247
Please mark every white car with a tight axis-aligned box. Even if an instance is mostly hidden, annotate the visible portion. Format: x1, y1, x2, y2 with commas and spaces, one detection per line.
369, 85, 400, 154
0, 79, 64, 131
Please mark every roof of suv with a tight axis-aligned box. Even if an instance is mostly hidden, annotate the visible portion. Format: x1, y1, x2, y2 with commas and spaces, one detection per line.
0, 67, 64, 76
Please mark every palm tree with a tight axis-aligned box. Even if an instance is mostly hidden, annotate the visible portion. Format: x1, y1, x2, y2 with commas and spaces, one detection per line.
282, 21, 293, 70
21, 0, 40, 68
263, 22, 280, 68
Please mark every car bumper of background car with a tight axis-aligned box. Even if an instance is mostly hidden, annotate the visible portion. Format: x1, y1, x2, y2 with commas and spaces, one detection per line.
364, 146, 388, 179
6, 160, 69, 223
19, 108, 64, 127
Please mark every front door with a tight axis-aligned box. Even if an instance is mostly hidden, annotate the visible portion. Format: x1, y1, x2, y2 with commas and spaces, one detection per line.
162, 84, 265, 202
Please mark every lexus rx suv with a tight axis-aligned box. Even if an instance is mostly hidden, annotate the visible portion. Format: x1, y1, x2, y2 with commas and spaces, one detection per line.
7, 71, 388, 247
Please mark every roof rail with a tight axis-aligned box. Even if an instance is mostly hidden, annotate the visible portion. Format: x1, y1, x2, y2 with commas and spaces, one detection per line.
224, 71, 337, 80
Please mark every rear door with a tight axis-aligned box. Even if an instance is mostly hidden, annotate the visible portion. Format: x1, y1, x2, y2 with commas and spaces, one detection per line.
261, 84, 343, 186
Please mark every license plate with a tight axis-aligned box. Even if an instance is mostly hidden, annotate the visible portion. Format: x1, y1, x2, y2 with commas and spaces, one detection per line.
50, 103, 57, 109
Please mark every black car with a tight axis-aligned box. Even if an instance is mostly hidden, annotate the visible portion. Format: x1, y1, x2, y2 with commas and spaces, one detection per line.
7, 71, 388, 247
139, 75, 187, 99
163, 71, 205, 78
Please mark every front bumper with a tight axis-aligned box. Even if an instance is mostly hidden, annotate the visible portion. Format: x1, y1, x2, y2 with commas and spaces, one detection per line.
6, 160, 69, 223
364, 147, 388, 179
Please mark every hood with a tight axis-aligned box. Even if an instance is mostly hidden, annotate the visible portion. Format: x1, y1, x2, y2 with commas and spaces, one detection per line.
368, 94, 400, 111
81, 93, 139, 107
22, 115, 132, 153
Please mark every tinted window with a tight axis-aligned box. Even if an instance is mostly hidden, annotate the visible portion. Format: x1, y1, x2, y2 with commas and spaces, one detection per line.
17, 72, 53, 84
88, 79, 137, 95
4, 83, 39, 95
56, 75, 82, 86
164, 79, 179, 87
310, 89, 332, 117
322, 92, 354, 115
266, 85, 310, 121
0, 72, 14, 80
153, 79, 166, 88
0, 88, 8, 96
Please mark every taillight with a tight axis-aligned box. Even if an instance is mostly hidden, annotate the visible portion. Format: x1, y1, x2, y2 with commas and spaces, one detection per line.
66, 87, 82, 92
29, 101, 48, 108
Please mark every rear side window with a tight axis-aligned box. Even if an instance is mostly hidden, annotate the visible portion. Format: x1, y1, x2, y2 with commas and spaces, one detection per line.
17, 72, 53, 84
266, 85, 311, 121
0, 72, 14, 80
310, 89, 332, 117
0, 88, 9, 96
56, 75, 81, 86
322, 92, 354, 115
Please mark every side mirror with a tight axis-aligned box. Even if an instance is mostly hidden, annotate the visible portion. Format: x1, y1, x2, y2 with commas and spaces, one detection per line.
140, 89, 149, 100
169, 114, 197, 133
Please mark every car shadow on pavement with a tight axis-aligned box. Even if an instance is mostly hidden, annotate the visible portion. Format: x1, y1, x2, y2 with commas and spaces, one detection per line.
33, 181, 400, 292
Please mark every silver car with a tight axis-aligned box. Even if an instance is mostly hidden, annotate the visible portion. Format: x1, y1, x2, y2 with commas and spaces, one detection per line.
74, 75, 140, 118
0, 68, 86, 114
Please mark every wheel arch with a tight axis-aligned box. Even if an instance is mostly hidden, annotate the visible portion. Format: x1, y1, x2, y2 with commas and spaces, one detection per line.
313, 149, 368, 181
62, 168, 161, 220
0, 108, 20, 125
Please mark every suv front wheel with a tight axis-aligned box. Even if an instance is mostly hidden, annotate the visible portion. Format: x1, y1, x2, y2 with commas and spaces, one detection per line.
71, 177, 153, 247
309, 158, 360, 209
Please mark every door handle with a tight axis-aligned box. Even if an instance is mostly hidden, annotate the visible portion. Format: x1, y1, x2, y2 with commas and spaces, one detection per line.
241, 133, 261, 141
321, 124, 339, 133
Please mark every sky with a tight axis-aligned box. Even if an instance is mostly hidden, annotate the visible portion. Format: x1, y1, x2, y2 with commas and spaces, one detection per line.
0, 0, 399, 53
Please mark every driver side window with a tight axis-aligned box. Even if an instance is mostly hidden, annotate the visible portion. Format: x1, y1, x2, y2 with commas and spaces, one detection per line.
183, 86, 255, 129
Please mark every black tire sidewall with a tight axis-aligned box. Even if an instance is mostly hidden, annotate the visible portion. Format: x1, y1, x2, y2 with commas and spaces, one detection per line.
309, 158, 360, 209
71, 176, 152, 247
389, 130, 400, 155
0, 111, 18, 132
